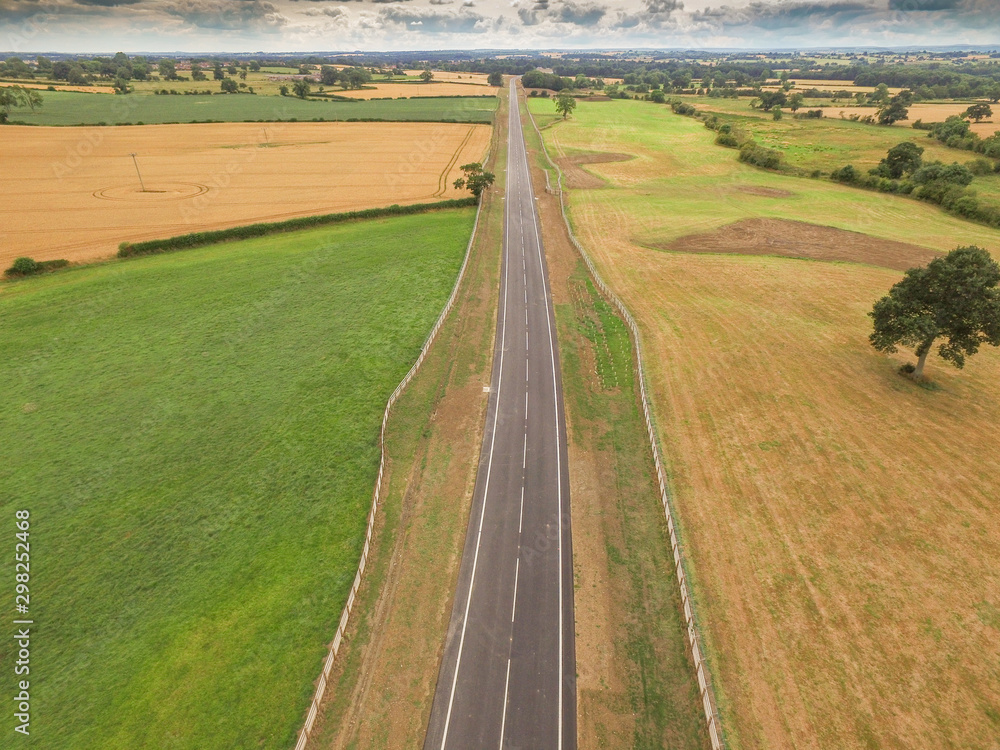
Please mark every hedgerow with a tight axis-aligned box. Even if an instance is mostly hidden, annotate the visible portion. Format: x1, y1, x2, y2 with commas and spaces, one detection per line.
117, 198, 477, 258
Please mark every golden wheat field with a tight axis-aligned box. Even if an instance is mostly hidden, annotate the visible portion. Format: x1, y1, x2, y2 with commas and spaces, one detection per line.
332, 82, 498, 99
0, 121, 490, 267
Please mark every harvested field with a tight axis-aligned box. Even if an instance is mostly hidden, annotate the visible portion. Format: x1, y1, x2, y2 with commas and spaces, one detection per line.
331, 82, 497, 99
1, 81, 115, 94
666, 218, 942, 271
1, 121, 490, 267
403, 70, 492, 86
530, 96, 1000, 750
555, 151, 634, 188
898, 103, 1000, 136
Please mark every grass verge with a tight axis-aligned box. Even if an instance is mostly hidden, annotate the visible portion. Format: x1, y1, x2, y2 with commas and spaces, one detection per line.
521, 89, 710, 750
302, 82, 508, 750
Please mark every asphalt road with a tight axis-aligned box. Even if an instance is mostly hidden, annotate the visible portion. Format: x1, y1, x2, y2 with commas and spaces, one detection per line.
423, 80, 576, 750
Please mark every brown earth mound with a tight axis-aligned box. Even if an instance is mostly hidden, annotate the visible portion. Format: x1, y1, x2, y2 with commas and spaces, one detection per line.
556, 152, 634, 189
740, 186, 794, 198
664, 218, 941, 271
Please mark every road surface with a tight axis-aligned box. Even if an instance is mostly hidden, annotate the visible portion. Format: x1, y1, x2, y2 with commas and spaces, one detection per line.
423, 79, 576, 750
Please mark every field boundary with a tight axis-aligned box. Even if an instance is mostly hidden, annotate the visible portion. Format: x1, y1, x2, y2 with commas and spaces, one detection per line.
524, 92, 726, 750
292, 194, 487, 750
116, 198, 476, 258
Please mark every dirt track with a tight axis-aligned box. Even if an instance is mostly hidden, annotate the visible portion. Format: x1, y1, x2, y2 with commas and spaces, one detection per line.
1, 121, 490, 267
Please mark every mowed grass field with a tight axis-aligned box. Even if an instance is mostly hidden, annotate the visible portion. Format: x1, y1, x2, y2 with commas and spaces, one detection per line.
528, 97, 1000, 749
0, 208, 475, 749
5, 90, 496, 126
1, 121, 490, 267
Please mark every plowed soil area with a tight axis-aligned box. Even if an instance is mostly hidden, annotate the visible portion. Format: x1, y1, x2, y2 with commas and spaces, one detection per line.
666, 218, 941, 271
555, 152, 633, 189
333, 82, 497, 99
1, 121, 490, 267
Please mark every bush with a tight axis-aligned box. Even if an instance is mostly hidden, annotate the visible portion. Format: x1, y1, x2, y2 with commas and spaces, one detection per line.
738, 142, 783, 170
670, 100, 697, 116
7, 257, 39, 276
4, 257, 68, 278
831, 164, 860, 183
715, 132, 740, 148
967, 158, 996, 176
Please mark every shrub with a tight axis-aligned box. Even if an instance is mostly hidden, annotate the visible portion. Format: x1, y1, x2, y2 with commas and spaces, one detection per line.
831, 164, 860, 183
4, 257, 67, 278
738, 142, 783, 170
967, 158, 996, 176
716, 132, 740, 148
670, 100, 697, 116
6, 257, 39, 276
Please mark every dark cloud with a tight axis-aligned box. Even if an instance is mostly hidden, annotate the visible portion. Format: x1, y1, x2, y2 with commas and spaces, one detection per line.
613, 0, 682, 29
888, 0, 960, 8
163, 0, 287, 30
554, 0, 606, 24
300, 5, 347, 16
518, 0, 606, 26
692, 0, 873, 30
378, 5, 497, 32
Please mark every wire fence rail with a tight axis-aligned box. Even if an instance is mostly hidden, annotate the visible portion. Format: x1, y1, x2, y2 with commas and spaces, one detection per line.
292, 189, 489, 750
291, 92, 502, 750
525, 96, 726, 750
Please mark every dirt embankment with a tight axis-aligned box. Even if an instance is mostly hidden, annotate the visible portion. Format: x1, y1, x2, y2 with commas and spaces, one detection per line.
555, 152, 634, 189
664, 218, 942, 271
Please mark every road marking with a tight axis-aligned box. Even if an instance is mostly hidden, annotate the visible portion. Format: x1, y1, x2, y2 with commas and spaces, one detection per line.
521, 85, 567, 749
437, 89, 517, 750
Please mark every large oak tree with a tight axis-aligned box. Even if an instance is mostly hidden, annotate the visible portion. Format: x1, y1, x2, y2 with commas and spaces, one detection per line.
869, 246, 1000, 379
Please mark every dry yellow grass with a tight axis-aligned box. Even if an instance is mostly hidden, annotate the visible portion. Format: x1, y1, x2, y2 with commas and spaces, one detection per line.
535, 99, 1000, 749
402, 70, 492, 86
1, 81, 115, 94
332, 82, 497, 99
898, 103, 1000, 136
1, 121, 490, 267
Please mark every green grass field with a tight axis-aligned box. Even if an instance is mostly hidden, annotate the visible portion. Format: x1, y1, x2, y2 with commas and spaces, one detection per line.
0, 208, 474, 749
674, 93, 1000, 207
7, 90, 496, 126
527, 96, 1000, 251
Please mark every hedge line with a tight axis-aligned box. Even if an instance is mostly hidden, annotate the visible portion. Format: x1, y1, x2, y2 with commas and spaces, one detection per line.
117, 198, 478, 258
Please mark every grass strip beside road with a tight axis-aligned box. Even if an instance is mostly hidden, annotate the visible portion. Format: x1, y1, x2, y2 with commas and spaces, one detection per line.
521, 88, 711, 750
303, 83, 507, 750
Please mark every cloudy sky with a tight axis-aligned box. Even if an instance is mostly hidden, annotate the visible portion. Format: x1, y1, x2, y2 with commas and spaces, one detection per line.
1, 0, 998, 53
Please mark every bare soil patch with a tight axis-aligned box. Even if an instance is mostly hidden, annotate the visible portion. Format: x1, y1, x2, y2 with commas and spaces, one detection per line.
556, 151, 634, 189
665, 218, 941, 271
1, 121, 490, 268
740, 186, 794, 198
